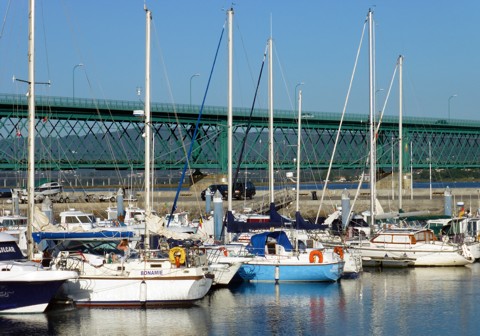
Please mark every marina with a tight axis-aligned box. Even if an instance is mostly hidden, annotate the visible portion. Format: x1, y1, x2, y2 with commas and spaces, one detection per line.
2, 1, 480, 335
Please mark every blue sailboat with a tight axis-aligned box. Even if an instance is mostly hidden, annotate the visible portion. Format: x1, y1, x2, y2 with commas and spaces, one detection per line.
237, 231, 344, 282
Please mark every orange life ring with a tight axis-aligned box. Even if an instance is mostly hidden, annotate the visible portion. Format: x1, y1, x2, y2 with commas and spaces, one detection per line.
309, 250, 323, 263
219, 247, 228, 257
333, 246, 344, 260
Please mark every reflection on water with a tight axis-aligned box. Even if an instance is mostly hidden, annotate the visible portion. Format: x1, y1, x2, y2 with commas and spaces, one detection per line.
2, 264, 480, 336
1, 304, 211, 336
206, 282, 344, 336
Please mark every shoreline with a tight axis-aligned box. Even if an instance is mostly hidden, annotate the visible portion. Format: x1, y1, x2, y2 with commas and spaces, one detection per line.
7, 186, 477, 222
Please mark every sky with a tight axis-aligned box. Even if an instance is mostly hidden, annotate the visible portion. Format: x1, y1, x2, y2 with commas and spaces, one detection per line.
0, 0, 479, 121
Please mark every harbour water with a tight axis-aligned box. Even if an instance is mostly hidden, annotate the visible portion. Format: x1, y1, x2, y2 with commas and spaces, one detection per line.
2, 263, 480, 336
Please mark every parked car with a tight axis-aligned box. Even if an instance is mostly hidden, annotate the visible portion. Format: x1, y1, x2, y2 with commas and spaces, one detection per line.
200, 181, 256, 201
201, 184, 228, 201
50, 193, 74, 203
98, 192, 116, 202
233, 181, 256, 200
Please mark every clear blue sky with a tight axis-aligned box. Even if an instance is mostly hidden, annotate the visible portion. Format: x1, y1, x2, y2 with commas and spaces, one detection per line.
0, 1, 478, 121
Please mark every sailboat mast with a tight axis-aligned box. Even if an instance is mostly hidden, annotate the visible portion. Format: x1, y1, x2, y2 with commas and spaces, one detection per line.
144, 6, 152, 248
368, 9, 376, 228
295, 90, 302, 212
268, 38, 274, 203
398, 55, 403, 210
227, 8, 233, 212
26, 0, 35, 260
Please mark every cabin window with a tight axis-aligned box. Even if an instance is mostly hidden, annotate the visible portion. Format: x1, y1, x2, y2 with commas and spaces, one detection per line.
426, 232, 434, 241
65, 216, 79, 224
78, 215, 94, 223
373, 235, 392, 243
391, 235, 409, 244
3, 219, 27, 227
415, 232, 426, 242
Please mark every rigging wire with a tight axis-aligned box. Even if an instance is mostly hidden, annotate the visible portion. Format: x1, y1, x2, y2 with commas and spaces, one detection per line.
0, 0, 11, 39
315, 18, 368, 223
167, 20, 226, 226
232, 42, 268, 188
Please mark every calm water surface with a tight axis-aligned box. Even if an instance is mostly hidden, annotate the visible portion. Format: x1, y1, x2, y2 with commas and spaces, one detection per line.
2, 263, 480, 336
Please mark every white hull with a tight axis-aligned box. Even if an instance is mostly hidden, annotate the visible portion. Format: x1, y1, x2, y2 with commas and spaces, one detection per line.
209, 256, 251, 285
465, 241, 480, 260
63, 275, 212, 307
53, 255, 212, 307
352, 244, 472, 266
342, 250, 363, 275
348, 228, 474, 267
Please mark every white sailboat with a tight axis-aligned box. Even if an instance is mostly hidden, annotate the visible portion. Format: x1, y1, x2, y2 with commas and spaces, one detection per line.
44, 6, 213, 307
346, 9, 473, 267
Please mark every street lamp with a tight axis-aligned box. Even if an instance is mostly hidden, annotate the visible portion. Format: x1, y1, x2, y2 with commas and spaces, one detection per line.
190, 73, 200, 110
375, 88, 384, 121
73, 63, 84, 101
295, 82, 304, 110
448, 94, 457, 121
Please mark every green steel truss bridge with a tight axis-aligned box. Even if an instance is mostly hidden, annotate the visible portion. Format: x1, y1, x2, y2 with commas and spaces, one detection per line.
0, 93, 479, 175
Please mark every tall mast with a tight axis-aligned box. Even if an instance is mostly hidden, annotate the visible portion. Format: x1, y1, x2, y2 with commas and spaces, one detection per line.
26, 0, 35, 260
227, 8, 233, 213
368, 9, 376, 228
144, 6, 152, 248
268, 38, 274, 203
398, 55, 403, 210
295, 90, 302, 212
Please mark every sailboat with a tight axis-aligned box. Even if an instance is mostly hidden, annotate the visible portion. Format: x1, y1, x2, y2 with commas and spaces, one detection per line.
221, 22, 344, 282
346, 9, 473, 267
38, 6, 213, 307
0, 0, 77, 314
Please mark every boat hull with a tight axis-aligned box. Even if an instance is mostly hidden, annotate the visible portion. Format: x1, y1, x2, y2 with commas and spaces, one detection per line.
210, 261, 245, 286
353, 246, 471, 266
61, 274, 212, 307
0, 271, 76, 314
238, 261, 344, 282
465, 242, 480, 260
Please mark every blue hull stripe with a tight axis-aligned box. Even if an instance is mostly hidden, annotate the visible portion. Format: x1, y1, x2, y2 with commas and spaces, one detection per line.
0, 280, 65, 313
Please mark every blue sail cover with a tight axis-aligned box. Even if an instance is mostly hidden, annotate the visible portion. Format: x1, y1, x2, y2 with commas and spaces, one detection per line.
295, 211, 329, 230
32, 231, 135, 244
227, 203, 293, 233
247, 231, 294, 257
226, 203, 327, 232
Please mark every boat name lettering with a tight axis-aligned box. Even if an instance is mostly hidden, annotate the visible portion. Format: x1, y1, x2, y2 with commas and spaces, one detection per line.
0, 246, 15, 253
141, 270, 163, 276
0, 291, 14, 298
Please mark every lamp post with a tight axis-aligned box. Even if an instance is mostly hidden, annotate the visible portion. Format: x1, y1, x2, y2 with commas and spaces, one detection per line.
375, 88, 384, 122
190, 73, 200, 110
73, 63, 84, 101
448, 94, 457, 121
295, 82, 304, 111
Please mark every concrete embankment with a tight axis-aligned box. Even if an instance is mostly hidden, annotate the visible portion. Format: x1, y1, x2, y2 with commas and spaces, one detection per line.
11, 186, 478, 221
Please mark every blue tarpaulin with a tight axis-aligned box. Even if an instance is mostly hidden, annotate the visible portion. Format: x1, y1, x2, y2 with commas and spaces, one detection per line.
247, 231, 293, 257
